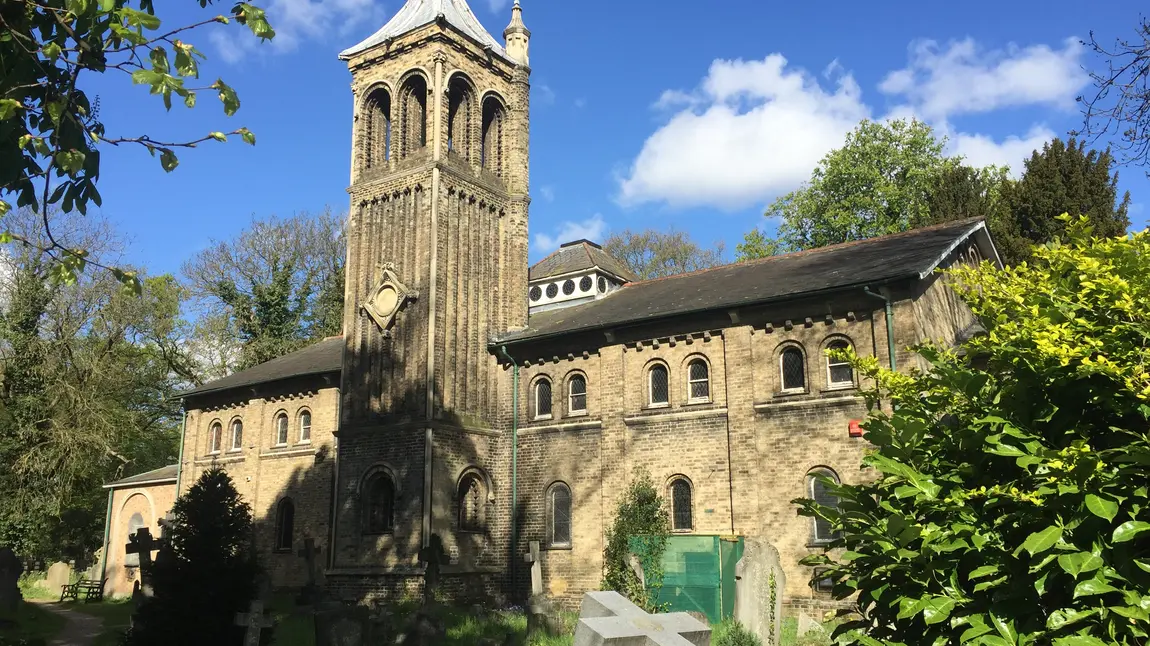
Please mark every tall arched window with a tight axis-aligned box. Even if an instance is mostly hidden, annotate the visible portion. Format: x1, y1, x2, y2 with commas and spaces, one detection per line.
125, 513, 145, 567
547, 482, 572, 548
363, 86, 391, 170
275, 498, 295, 551
534, 378, 552, 419
363, 471, 395, 534
230, 419, 243, 451
648, 364, 669, 406
208, 422, 222, 454
807, 469, 842, 544
670, 478, 692, 531
568, 374, 587, 415
826, 340, 853, 388
687, 359, 710, 403
275, 413, 289, 446
446, 75, 475, 160
298, 410, 312, 443
481, 95, 505, 176
458, 472, 486, 532
780, 346, 806, 392
398, 73, 428, 158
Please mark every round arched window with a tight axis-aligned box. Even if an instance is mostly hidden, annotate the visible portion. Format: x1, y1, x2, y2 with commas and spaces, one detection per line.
598, 277, 607, 293
562, 279, 575, 295
546, 283, 558, 298
529, 285, 542, 302
580, 276, 593, 292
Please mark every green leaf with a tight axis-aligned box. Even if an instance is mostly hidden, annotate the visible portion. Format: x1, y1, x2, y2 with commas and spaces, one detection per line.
1052, 636, 1110, 646
150, 46, 170, 73
921, 597, 955, 625
238, 128, 256, 145
1021, 525, 1062, 556
1112, 521, 1150, 543
0, 99, 22, 120
55, 151, 86, 174
990, 611, 1017, 645
1110, 605, 1150, 621
159, 148, 179, 172
1084, 494, 1118, 522
969, 565, 999, 580
211, 79, 241, 116
1057, 552, 1103, 578
1046, 608, 1096, 630
208, 132, 227, 142
184, 92, 196, 108
1072, 576, 1118, 598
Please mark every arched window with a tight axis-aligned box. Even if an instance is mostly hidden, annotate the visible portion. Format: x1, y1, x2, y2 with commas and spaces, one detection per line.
446, 75, 475, 159
780, 347, 806, 392
398, 73, 428, 158
547, 482, 572, 547
826, 340, 853, 388
363, 471, 395, 534
363, 86, 391, 170
534, 378, 553, 419
568, 374, 587, 415
208, 422, 222, 454
275, 498, 295, 551
275, 413, 289, 446
298, 410, 312, 443
230, 419, 243, 451
807, 469, 842, 544
458, 472, 486, 532
648, 364, 669, 406
125, 513, 145, 567
670, 478, 692, 531
687, 359, 710, 403
481, 95, 505, 176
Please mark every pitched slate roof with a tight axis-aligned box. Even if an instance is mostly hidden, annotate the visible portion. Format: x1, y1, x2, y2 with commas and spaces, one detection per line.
104, 464, 178, 489
339, 0, 508, 61
498, 219, 994, 345
529, 240, 637, 283
180, 336, 344, 399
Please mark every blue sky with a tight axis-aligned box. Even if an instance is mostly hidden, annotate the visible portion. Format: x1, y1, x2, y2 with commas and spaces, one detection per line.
80, 0, 1148, 276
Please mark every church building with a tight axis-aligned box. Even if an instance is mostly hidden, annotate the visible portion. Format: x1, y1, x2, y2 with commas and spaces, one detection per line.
110, 0, 1002, 614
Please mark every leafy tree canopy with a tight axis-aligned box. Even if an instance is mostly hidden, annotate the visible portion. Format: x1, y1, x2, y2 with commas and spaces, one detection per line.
798, 215, 1150, 646
603, 228, 725, 280
182, 209, 345, 370
0, 0, 274, 291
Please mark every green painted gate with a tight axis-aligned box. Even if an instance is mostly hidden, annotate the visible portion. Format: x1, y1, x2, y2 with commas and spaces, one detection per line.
629, 535, 744, 624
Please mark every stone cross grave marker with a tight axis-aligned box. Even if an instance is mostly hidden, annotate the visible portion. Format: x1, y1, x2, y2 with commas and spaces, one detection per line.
296, 538, 326, 604
234, 599, 275, 646
0, 546, 23, 613
523, 540, 543, 596
417, 534, 446, 606
125, 528, 157, 597
573, 590, 711, 646
734, 537, 786, 646
45, 561, 72, 592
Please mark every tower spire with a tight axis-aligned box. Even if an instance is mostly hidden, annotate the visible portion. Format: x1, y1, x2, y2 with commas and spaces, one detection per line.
503, 0, 530, 66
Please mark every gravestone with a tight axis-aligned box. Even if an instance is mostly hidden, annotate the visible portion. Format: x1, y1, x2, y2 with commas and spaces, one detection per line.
125, 528, 157, 598
523, 540, 543, 596
45, 561, 72, 592
234, 599, 275, 646
524, 541, 562, 638
0, 547, 23, 613
628, 552, 646, 589
573, 590, 710, 646
733, 538, 786, 646
417, 534, 447, 606
296, 537, 326, 605
796, 613, 828, 641
314, 602, 373, 646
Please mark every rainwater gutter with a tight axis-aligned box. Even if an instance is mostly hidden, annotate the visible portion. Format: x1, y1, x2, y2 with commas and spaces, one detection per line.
174, 399, 187, 491
863, 287, 897, 372
98, 488, 113, 583
496, 345, 519, 593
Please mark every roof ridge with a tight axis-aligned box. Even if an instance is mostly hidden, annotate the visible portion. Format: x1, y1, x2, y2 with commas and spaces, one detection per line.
625, 218, 986, 288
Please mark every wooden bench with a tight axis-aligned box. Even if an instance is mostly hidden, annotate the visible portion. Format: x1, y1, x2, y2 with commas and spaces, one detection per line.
60, 579, 106, 603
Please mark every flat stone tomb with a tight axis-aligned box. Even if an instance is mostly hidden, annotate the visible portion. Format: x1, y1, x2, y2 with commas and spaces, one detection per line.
573, 591, 710, 646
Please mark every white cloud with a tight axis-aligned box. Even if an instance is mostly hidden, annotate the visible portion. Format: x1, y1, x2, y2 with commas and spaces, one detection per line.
619, 37, 1088, 210
532, 215, 607, 253
536, 84, 556, 105
574, 97, 587, 109
618, 55, 870, 210
210, 0, 384, 59
880, 37, 1087, 120
487, 0, 510, 11
539, 185, 556, 202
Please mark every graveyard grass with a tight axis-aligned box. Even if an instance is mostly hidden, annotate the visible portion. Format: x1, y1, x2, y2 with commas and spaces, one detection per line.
16, 573, 57, 601
0, 601, 67, 641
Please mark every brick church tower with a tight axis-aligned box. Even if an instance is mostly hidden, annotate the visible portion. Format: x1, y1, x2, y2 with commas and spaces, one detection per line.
329, 0, 531, 596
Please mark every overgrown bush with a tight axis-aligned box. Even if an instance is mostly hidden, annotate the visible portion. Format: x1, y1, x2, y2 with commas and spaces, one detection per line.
797, 216, 1150, 645
601, 467, 671, 612
125, 468, 265, 646
713, 618, 762, 646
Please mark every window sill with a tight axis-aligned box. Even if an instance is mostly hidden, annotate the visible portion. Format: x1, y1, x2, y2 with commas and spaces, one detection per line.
296, 440, 312, 446
823, 384, 856, 393
273, 443, 288, 449
643, 403, 671, 411
671, 528, 693, 534
362, 531, 395, 537
546, 543, 572, 551
458, 528, 486, 535
775, 389, 809, 397
273, 548, 292, 554
685, 398, 712, 406
566, 411, 588, 418
533, 415, 553, 422
228, 448, 243, 454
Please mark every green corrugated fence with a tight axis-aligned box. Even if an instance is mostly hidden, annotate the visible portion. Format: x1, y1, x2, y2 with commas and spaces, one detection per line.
628, 535, 744, 624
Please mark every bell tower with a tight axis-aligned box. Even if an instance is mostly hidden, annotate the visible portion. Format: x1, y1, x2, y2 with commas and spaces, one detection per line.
338, 0, 530, 427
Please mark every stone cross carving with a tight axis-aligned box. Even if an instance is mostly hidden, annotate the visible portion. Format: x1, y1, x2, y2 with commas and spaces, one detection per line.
234, 599, 275, 646
572, 591, 711, 646
125, 528, 156, 582
298, 538, 322, 587
418, 534, 446, 606
362, 262, 418, 335
523, 540, 543, 597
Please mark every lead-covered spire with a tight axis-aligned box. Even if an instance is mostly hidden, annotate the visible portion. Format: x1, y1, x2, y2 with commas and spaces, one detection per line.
339, 0, 509, 60
503, 0, 530, 66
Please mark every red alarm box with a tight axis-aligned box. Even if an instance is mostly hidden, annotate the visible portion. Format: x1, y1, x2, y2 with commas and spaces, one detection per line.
848, 420, 863, 437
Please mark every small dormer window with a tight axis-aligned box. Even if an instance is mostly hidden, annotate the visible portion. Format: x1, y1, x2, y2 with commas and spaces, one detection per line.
563, 280, 575, 295
580, 276, 592, 292
546, 283, 558, 298
529, 286, 541, 302
598, 277, 607, 293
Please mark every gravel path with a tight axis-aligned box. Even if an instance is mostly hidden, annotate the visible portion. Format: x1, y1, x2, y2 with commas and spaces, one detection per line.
29, 600, 105, 646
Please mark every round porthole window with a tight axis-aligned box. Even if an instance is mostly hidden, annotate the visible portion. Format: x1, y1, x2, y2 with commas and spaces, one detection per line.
563, 279, 575, 295
598, 277, 608, 293
546, 283, 558, 298
580, 276, 593, 292
529, 285, 542, 302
